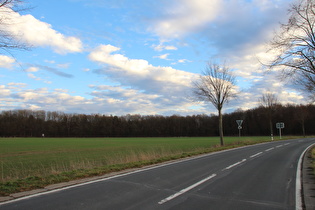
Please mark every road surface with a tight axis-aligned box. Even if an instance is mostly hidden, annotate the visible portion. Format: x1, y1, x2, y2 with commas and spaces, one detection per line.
1, 138, 314, 210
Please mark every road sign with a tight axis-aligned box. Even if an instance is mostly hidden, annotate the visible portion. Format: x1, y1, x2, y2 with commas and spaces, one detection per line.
276, 122, 284, 129
236, 120, 243, 137
276, 122, 285, 139
236, 120, 243, 126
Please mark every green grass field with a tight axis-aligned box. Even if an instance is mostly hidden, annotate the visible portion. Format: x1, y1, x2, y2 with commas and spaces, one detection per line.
0, 136, 293, 195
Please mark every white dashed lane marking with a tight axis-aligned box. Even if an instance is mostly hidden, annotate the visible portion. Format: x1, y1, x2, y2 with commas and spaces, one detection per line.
224, 159, 247, 170
265, 147, 274, 152
158, 174, 217, 205
250, 152, 263, 158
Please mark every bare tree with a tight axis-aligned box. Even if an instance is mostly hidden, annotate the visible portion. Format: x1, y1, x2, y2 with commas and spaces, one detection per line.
267, 0, 315, 100
0, 0, 30, 54
294, 104, 309, 137
193, 61, 237, 146
259, 93, 278, 139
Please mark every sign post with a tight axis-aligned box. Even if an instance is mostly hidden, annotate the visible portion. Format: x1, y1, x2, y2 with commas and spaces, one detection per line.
236, 120, 243, 137
276, 122, 285, 139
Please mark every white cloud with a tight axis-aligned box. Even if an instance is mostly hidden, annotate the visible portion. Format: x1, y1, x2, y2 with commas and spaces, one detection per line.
25, 67, 39, 72
87, 44, 203, 114
0, 7, 83, 54
88, 84, 200, 115
227, 71, 306, 113
205, 0, 291, 55
57, 63, 70, 68
154, 53, 169, 60
27, 73, 41, 80
178, 59, 187, 63
171, 59, 191, 65
88, 44, 197, 95
279, 90, 304, 104
7, 83, 27, 88
89, 85, 161, 114
164, 45, 177, 51
0, 82, 200, 115
44, 60, 56, 64
0, 85, 11, 97
152, 44, 178, 51
253, 0, 282, 11
145, 0, 292, 57
0, 83, 89, 112
0, 55, 15, 68
148, 0, 221, 39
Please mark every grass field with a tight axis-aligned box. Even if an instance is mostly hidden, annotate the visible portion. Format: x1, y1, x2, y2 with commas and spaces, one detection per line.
0, 136, 294, 195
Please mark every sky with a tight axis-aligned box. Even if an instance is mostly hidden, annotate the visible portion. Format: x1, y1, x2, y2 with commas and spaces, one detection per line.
0, 0, 306, 116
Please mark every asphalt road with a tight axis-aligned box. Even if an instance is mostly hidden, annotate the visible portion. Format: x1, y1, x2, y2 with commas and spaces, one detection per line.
1, 138, 314, 210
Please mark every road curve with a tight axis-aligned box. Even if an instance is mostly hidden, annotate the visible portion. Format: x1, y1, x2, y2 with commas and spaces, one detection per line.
1, 138, 314, 210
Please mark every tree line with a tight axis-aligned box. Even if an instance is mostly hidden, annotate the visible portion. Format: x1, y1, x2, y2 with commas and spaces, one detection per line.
0, 103, 313, 138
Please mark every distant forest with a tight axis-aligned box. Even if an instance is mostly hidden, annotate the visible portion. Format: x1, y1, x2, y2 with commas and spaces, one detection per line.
0, 103, 314, 137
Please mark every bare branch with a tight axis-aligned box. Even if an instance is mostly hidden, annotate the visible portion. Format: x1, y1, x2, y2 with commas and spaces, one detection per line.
0, 0, 31, 54
259, 92, 278, 109
266, 0, 315, 99
193, 62, 237, 110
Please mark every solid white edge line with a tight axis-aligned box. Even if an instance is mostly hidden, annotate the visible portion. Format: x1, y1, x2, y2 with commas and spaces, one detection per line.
250, 152, 263, 158
158, 174, 217, 205
296, 143, 315, 210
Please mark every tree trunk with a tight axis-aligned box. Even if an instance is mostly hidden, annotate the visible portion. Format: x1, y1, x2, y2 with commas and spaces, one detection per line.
302, 119, 306, 137
218, 108, 224, 146
269, 119, 273, 136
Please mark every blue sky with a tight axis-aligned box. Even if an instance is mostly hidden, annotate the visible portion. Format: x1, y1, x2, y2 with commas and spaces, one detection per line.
0, 0, 305, 116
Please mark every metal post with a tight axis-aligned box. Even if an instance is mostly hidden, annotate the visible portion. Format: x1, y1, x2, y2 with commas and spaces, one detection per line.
236, 120, 243, 138
276, 122, 284, 140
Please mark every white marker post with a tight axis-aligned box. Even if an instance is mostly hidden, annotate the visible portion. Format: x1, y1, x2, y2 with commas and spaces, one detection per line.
276, 122, 284, 139
236, 120, 243, 137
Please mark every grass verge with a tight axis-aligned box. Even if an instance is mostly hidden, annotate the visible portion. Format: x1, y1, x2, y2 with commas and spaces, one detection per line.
311, 146, 315, 176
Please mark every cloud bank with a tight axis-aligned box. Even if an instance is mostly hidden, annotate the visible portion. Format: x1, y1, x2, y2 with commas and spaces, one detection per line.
88, 44, 197, 96
0, 7, 83, 54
